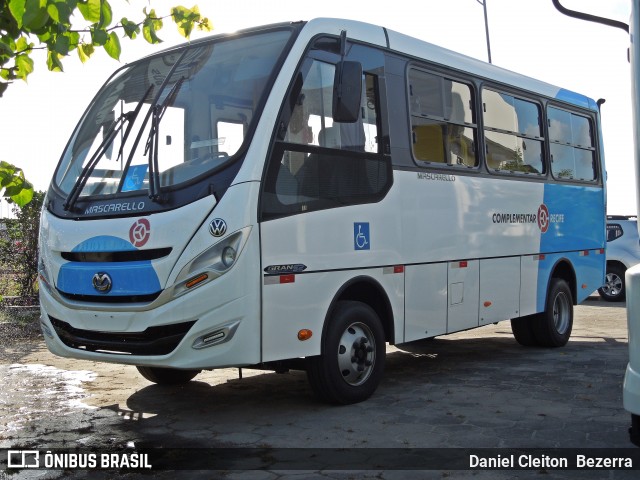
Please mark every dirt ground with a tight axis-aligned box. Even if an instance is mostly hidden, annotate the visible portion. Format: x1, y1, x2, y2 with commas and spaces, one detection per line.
0, 297, 638, 479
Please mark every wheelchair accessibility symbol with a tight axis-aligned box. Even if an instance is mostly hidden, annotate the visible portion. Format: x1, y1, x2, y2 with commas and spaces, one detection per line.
354, 222, 370, 250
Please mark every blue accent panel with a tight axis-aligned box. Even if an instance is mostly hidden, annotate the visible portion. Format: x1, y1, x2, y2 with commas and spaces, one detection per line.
540, 184, 605, 253
72, 236, 135, 252
571, 251, 605, 304
536, 184, 606, 311
555, 89, 597, 111
57, 261, 161, 296
535, 252, 605, 311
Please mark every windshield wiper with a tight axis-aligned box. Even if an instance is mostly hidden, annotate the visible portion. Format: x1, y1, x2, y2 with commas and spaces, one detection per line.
63, 84, 155, 212
145, 77, 184, 202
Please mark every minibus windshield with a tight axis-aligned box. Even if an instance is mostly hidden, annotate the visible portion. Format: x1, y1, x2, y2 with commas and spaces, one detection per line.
54, 29, 292, 202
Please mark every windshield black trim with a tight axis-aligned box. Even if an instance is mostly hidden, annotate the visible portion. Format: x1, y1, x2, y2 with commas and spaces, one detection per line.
46, 156, 243, 220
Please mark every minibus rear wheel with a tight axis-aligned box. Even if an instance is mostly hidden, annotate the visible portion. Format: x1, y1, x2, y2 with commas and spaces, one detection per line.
307, 300, 386, 405
136, 366, 201, 385
531, 278, 573, 347
510, 315, 539, 346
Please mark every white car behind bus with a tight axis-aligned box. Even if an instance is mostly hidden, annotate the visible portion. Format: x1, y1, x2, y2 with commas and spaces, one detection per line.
599, 215, 640, 302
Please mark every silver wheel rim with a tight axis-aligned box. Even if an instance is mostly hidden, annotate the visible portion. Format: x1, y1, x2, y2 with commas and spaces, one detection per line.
602, 273, 623, 297
553, 291, 571, 334
337, 322, 376, 386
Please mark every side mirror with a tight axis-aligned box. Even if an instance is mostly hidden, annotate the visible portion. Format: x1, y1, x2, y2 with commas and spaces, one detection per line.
333, 60, 362, 123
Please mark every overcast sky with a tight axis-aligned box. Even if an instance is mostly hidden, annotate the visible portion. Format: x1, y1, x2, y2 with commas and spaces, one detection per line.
0, 0, 633, 216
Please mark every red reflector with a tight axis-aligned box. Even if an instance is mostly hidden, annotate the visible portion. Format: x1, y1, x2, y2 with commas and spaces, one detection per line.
280, 274, 295, 284
459, 261, 468, 268
539, 254, 546, 261
584, 250, 589, 256
599, 248, 605, 254
394, 265, 404, 274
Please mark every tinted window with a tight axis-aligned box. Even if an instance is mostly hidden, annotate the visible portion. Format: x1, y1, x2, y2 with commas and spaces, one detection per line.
261, 58, 391, 220
483, 89, 544, 175
409, 69, 477, 167
548, 107, 596, 181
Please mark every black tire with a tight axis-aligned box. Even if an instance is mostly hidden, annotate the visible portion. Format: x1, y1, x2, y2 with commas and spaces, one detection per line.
136, 366, 201, 385
510, 315, 539, 346
307, 301, 386, 405
531, 278, 573, 347
598, 264, 626, 302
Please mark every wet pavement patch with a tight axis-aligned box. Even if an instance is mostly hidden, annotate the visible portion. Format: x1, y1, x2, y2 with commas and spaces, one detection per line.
0, 364, 97, 436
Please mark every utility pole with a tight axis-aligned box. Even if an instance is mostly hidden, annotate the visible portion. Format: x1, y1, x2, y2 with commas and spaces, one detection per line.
476, 0, 492, 63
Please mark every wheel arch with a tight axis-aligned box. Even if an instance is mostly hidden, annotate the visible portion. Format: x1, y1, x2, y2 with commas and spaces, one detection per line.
607, 259, 628, 271
548, 258, 577, 305
321, 276, 395, 351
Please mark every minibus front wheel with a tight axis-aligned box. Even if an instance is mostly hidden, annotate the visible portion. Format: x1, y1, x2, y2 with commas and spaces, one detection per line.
306, 300, 386, 405
136, 366, 202, 385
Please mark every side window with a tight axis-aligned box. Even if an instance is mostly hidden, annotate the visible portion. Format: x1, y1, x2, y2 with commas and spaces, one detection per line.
261, 57, 391, 220
409, 69, 478, 167
483, 89, 544, 175
548, 107, 597, 181
284, 61, 379, 154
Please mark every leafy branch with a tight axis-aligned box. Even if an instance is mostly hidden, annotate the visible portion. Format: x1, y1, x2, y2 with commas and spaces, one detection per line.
0, 161, 33, 206
0, 1, 212, 96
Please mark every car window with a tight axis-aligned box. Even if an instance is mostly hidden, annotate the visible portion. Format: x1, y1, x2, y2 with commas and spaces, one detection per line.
606, 223, 623, 242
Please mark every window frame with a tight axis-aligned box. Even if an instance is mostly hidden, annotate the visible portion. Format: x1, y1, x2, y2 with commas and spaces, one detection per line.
401, 63, 603, 186
481, 87, 546, 177
407, 65, 479, 170
259, 40, 393, 222
546, 104, 599, 183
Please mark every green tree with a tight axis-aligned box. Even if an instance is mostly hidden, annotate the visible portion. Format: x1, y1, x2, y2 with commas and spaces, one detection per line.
0, 190, 45, 298
0, 0, 211, 206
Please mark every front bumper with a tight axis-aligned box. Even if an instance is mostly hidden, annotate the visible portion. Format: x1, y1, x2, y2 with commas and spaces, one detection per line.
39, 267, 260, 370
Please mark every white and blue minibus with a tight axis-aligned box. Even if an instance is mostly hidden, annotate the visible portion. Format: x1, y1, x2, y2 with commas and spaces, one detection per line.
39, 18, 606, 404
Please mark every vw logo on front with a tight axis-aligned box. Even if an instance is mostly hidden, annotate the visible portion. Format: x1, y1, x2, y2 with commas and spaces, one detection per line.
92, 272, 112, 293
209, 218, 227, 237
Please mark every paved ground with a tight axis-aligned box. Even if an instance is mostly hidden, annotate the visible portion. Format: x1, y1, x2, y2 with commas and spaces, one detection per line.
0, 295, 637, 479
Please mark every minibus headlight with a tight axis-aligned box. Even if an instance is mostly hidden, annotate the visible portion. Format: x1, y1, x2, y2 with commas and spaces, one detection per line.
172, 227, 250, 297
221, 246, 237, 268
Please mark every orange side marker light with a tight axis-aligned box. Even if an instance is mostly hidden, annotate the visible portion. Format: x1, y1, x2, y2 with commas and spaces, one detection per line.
298, 329, 313, 341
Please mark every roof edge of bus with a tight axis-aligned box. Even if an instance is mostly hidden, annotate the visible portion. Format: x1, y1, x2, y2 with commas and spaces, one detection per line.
303, 17, 597, 111
383, 24, 596, 110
